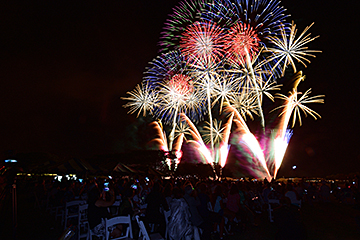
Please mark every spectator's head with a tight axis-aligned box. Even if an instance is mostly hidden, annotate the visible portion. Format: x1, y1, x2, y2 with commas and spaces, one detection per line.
173, 187, 183, 199
214, 184, 223, 196
229, 183, 239, 195
286, 184, 293, 192
280, 196, 291, 206
152, 181, 161, 193
88, 183, 101, 203
184, 184, 194, 195
197, 182, 207, 194
163, 183, 173, 197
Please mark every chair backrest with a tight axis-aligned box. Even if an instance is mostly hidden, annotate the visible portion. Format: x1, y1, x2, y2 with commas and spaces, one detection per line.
78, 204, 89, 240
135, 215, 150, 240
105, 215, 133, 240
268, 199, 280, 222
79, 203, 88, 223
64, 200, 86, 229
66, 200, 86, 208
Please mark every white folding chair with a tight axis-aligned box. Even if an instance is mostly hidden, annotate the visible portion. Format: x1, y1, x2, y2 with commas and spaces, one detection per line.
78, 203, 89, 240
89, 229, 104, 240
105, 215, 133, 240
64, 200, 86, 229
135, 215, 164, 240
268, 199, 280, 222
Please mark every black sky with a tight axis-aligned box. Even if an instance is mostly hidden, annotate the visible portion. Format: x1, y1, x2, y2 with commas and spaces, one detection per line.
0, 0, 358, 177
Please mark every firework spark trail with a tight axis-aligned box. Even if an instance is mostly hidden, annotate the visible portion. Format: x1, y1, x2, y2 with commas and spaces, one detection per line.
148, 121, 169, 152
273, 130, 293, 179
179, 21, 225, 156
181, 113, 215, 165
226, 105, 271, 180
270, 80, 300, 178
244, 47, 266, 130
219, 112, 234, 167
148, 121, 184, 169
271, 73, 324, 178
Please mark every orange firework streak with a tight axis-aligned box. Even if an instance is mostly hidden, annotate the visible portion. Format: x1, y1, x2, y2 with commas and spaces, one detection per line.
273, 74, 303, 178
226, 105, 272, 180
219, 112, 234, 168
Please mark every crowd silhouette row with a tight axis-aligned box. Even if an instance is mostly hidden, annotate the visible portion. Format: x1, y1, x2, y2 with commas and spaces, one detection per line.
20, 174, 360, 239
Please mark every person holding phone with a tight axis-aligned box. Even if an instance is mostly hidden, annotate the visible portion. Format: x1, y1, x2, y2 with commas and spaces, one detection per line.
87, 181, 121, 238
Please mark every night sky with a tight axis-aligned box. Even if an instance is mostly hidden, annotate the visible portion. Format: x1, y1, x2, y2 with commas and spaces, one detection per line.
0, 0, 358, 177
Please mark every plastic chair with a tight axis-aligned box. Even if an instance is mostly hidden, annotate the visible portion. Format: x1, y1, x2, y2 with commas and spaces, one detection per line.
64, 200, 86, 229
105, 215, 133, 240
78, 203, 89, 240
135, 215, 164, 240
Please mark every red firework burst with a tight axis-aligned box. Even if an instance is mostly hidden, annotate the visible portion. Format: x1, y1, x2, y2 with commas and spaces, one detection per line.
179, 21, 224, 68
224, 22, 260, 63
168, 74, 193, 96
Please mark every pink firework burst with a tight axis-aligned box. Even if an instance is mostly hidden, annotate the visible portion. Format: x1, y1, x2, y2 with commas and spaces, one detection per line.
224, 22, 260, 63
179, 21, 224, 68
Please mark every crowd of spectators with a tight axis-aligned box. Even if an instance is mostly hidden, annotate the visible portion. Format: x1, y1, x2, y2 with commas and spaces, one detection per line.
6, 173, 360, 240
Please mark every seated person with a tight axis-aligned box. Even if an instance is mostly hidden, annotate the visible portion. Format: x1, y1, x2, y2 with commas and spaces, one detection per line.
145, 181, 169, 236
168, 187, 193, 240
87, 182, 121, 239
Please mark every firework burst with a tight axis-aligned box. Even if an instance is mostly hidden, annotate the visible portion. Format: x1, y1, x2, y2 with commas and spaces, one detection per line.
122, 83, 158, 117
123, 0, 324, 180
159, 0, 216, 52
266, 22, 321, 76
273, 88, 325, 127
206, 0, 290, 41
223, 22, 260, 62
180, 21, 225, 70
202, 119, 225, 145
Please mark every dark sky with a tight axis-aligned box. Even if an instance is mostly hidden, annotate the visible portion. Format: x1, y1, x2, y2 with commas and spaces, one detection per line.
0, 0, 358, 177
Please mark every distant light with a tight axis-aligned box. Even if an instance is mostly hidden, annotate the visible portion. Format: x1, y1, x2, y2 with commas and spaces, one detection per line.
292, 165, 297, 169
5, 159, 17, 163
